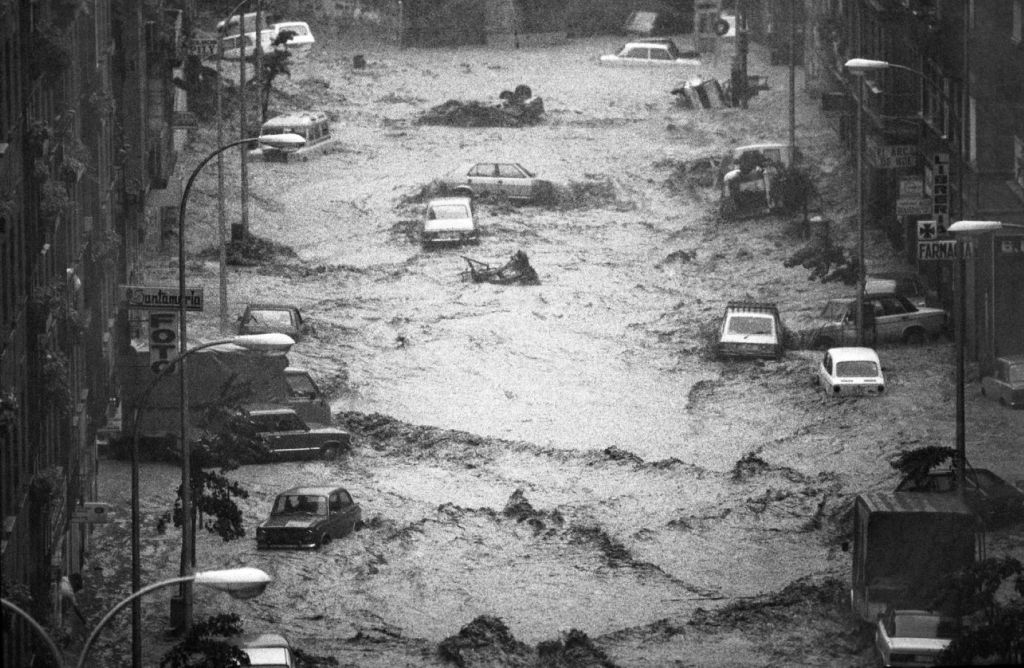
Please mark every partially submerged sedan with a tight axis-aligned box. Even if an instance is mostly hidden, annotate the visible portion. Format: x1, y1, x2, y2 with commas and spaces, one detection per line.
599, 39, 701, 67
256, 486, 361, 549
980, 355, 1024, 408
815, 347, 885, 397
440, 162, 552, 203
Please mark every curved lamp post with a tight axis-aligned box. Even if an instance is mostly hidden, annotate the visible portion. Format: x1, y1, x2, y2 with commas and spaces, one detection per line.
171, 132, 303, 652
129, 332, 292, 665
1, 567, 270, 668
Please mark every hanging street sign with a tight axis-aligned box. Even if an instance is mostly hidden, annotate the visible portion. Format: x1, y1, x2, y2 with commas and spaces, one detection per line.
897, 198, 932, 216
123, 285, 205, 311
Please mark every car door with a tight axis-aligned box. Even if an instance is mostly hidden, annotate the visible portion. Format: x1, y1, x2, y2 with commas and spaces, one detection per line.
335, 489, 358, 534
496, 163, 528, 199
873, 295, 909, 341
468, 163, 497, 195
328, 492, 344, 537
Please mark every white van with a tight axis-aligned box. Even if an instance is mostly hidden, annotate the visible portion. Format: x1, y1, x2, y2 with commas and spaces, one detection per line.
259, 111, 337, 162
216, 11, 270, 35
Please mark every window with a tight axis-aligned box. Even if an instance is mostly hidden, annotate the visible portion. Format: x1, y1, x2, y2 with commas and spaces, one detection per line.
623, 47, 647, 58
497, 164, 525, 178
650, 47, 672, 61
469, 164, 492, 177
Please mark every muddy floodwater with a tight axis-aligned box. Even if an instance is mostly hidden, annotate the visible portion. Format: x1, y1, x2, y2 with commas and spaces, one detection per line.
78, 28, 1024, 668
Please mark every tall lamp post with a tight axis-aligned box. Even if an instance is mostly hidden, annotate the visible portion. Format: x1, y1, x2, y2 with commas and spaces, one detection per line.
843, 59, 869, 344
1, 567, 270, 667
128, 333, 293, 666
174, 133, 304, 640
947, 220, 1020, 492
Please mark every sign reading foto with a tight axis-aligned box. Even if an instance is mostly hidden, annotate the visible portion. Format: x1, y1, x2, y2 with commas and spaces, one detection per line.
149, 312, 180, 375
124, 285, 204, 312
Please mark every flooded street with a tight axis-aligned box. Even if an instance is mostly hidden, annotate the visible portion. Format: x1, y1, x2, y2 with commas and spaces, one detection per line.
81, 29, 1024, 667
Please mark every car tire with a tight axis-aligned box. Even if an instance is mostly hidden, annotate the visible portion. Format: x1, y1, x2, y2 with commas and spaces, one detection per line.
319, 534, 331, 548
903, 328, 926, 345
322, 445, 341, 461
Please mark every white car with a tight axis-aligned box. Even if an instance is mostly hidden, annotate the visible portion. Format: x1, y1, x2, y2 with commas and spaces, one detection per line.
816, 347, 884, 396
714, 301, 784, 361
599, 39, 701, 67
422, 197, 479, 247
441, 162, 552, 203
237, 632, 297, 667
875, 608, 956, 667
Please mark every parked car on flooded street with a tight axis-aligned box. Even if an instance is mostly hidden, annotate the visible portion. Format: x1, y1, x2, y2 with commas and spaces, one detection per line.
256, 486, 362, 549
714, 301, 784, 361
815, 347, 884, 397
599, 39, 701, 67
980, 355, 1024, 408
808, 293, 946, 349
874, 607, 957, 668
440, 162, 552, 203
422, 196, 479, 247
238, 303, 306, 340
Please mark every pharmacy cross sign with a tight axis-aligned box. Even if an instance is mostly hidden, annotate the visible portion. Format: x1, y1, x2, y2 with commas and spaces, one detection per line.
918, 220, 938, 241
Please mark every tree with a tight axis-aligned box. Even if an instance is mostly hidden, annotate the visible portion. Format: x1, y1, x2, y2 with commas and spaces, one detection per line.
933, 556, 1024, 665
247, 32, 296, 124
160, 613, 249, 668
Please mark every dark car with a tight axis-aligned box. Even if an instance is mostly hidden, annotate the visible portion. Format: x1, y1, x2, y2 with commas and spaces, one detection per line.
256, 485, 362, 549
238, 303, 306, 341
896, 467, 1024, 527
243, 407, 351, 460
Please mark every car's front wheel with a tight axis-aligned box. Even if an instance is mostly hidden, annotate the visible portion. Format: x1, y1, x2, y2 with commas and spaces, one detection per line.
318, 534, 331, 548
322, 445, 342, 461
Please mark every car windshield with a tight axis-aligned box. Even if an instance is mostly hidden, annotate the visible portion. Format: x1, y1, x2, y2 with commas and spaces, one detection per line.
246, 309, 294, 328
835, 360, 879, 378
820, 300, 851, 321
894, 613, 957, 639
285, 373, 317, 397
429, 204, 470, 220
1005, 362, 1024, 383
273, 494, 328, 516
727, 315, 774, 336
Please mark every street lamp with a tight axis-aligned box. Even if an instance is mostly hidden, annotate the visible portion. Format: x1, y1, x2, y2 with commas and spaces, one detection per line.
174, 133, 303, 643
947, 220, 1015, 494
2, 567, 270, 667
128, 332, 292, 665
843, 59, 869, 345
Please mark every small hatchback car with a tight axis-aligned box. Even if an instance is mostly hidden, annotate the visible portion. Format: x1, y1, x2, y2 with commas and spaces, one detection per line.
256, 486, 361, 549
714, 301, 784, 361
874, 608, 957, 668
422, 197, 479, 247
816, 347, 885, 397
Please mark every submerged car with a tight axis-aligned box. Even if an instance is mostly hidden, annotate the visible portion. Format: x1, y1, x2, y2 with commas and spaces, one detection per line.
242, 407, 351, 461
599, 39, 701, 67
809, 293, 946, 348
714, 301, 784, 361
815, 347, 884, 397
874, 608, 957, 668
865, 271, 939, 309
256, 485, 362, 549
238, 303, 306, 340
980, 355, 1024, 408
422, 196, 479, 247
896, 467, 1024, 526
719, 143, 795, 219
440, 162, 552, 203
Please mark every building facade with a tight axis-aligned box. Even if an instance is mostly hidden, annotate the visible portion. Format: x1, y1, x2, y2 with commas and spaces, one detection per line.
1, 0, 184, 663
806, 0, 1024, 368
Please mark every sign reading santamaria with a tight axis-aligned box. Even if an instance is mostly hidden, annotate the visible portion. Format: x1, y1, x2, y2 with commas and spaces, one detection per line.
123, 285, 205, 311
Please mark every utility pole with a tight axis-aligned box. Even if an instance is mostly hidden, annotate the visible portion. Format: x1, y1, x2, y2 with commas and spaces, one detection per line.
217, 35, 228, 332
236, 9, 249, 241
788, 0, 796, 152
731, 0, 749, 108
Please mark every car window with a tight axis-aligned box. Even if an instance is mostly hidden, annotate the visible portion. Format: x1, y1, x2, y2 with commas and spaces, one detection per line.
835, 360, 879, 378
1004, 362, 1024, 383
338, 490, 353, 505
726, 315, 774, 335
429, 204, 470, 220
650, 47, 673, 60
823, 353, 831, 370
622, 47, 648, 58
469, 164, 493, 177
878, 296, 908, 316
285, 373, 317, 398
246, 309, 294, 328
497, 164, 525, 178
330, 493, 342, 512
